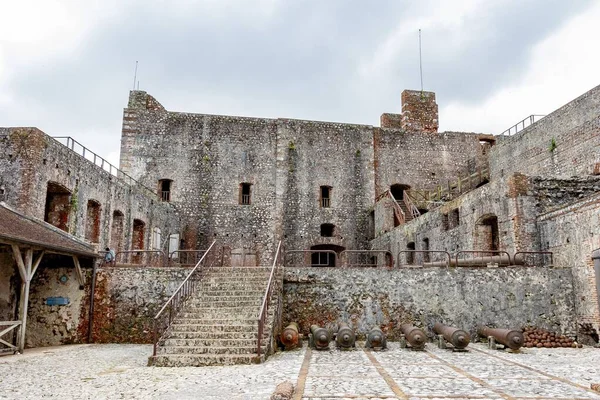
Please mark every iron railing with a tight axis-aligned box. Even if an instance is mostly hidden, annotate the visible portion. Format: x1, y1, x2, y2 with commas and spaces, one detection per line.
169, 250, 207, 267
498, 115, 545, 137
340, 250, 394, 268
160, 191, 171, 202
514, 251, 554, 267
0, 321, 21, 354
397, 250, 452, 268
152, 241, 218, 357
51, 136, 157, 198
376, 189, 406, 225
257, 241, 283, 358
284, 250, 337, 267
115, 250, 166, 267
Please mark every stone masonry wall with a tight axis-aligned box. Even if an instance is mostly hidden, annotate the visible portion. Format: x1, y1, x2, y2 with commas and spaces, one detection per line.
283, 266, 576, 340
537, 191, 600, 336
372, 174, 539, 261
120, 91, 490, 256
0, 128, 179, 254
90, 266, 189, 343
489, 84, 600, 180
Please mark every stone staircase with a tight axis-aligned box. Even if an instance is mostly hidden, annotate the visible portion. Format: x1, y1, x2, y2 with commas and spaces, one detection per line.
151, 266, 278, 367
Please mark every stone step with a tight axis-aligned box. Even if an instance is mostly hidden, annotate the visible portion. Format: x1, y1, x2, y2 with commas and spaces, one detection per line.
151, 353, 264, 367
169, 323, 256, 332
172, 317, 258, 325
199, 290, 264, 297
165, 330, 260, 339
157, 345, 260, 355
197, 283, 267, 290
178, 311, 259, 320
187, 299, 262, 308
163, 338, 260, 347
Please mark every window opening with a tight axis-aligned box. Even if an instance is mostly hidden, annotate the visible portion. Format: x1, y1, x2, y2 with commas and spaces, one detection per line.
158, 179, 172, 202
320, 186, 331, 208
85, 200, 101, 243
422, 238, 430, 262
240, 183, 252, 205
407, 242, 416, 264
320, 223, 335, 237
44, 182, 71, 232
110, 210, 124, 251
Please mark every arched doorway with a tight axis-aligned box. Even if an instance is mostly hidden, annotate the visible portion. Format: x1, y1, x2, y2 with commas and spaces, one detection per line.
390, 183, 411, 201
475, 214, 499, 251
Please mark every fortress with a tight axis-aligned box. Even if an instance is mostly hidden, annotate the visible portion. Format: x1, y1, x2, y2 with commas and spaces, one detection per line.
0, 84, 599, 365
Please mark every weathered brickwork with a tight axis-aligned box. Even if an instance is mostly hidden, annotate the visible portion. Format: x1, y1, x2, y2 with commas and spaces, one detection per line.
400, 90, 439, 133
490, 84, 600, 180
283, 266, 576, 340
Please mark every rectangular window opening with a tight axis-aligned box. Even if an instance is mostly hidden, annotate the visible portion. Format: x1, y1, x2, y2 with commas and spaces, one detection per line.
320, 186, 331, 208
240, 183, 251, 205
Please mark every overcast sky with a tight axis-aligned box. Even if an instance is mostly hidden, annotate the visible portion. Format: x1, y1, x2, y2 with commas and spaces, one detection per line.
1, 0, 599, 166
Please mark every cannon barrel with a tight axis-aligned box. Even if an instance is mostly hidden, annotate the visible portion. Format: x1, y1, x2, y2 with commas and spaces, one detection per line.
310, 325, 331, 350
477, 326, 524, 350
423, 254, 521, 268
335, 322, 356, 349
365, 327, 387, 350
281, 322, 299, 350
401, 324, 427, 349
433, 322, 470, 349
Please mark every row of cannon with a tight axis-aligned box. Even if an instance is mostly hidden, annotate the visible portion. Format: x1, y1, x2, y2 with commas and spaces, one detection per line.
281, 322, 526, 351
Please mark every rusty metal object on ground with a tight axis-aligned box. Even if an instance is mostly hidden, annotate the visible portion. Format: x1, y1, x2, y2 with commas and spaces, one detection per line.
335, 322, 356, 349
434, 322, 470, 350
309, 325, 331, 350
280, 322, 299, 350
400, 323, 427, 350
591, 383, 600, 393
477, 326, 524, 350
365, 327, 387, 350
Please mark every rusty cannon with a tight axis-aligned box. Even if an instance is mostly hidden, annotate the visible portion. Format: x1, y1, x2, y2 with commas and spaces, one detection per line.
280, 322, 300, 350
477, 326, 524, 351
335, 322, 356, 349
309, 325, 331, 350
400, 324, 427, 350
365, 327, 387, 350
433, 322, 470, 351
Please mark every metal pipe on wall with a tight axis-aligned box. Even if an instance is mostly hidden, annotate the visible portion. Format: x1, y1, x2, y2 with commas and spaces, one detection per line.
592, 248, 600, 315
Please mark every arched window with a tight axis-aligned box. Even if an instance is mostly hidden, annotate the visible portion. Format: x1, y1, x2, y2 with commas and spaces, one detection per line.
110, 210, 124, 251
475, 214, 499, 251
132, 219, 146, 250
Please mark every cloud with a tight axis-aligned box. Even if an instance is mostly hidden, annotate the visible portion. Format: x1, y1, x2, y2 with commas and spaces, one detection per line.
0, 0, 597, 161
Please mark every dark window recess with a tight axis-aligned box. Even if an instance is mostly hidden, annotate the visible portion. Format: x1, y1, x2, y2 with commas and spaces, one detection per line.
240, 183, 252, 205
158, 179, 172, 202
320, 223, 335, 237
449, 208, 460, 229
442, 213, 449, 231
320, 186, 331, 208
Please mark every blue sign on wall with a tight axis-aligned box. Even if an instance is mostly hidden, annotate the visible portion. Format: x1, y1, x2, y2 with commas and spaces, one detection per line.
46, 297, 70, 306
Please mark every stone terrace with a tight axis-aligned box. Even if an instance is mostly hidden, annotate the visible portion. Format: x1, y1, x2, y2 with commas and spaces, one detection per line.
2, 343, 600, 399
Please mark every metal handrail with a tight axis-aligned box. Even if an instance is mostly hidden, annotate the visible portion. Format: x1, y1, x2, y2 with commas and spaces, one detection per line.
51, 136, 157, 198
340, 250, 394, 268
168, 250, 207, 267
403, 195, 421, 219
284, 250, 337, 267
498, 115, 545, 137
514, 251, 554, 267
257, 241, 283, 358
397, 250, 451, 268
114, 250, 166, 266
152, 240, 217, 357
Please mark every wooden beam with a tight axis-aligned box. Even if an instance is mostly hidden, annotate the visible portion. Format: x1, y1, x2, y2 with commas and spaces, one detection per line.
72, 256, 84, 287
31, 251, 45, 279
11, 245, 26, 282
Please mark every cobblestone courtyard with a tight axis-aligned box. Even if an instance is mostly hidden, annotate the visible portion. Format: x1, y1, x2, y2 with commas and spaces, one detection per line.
1, 343, 599, 400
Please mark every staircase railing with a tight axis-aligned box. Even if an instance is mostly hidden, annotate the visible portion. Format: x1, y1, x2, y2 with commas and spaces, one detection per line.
376, 189, 406, 225
257, 241, 283, 358
403, 194, 421, 219
151, 240, 218, 357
